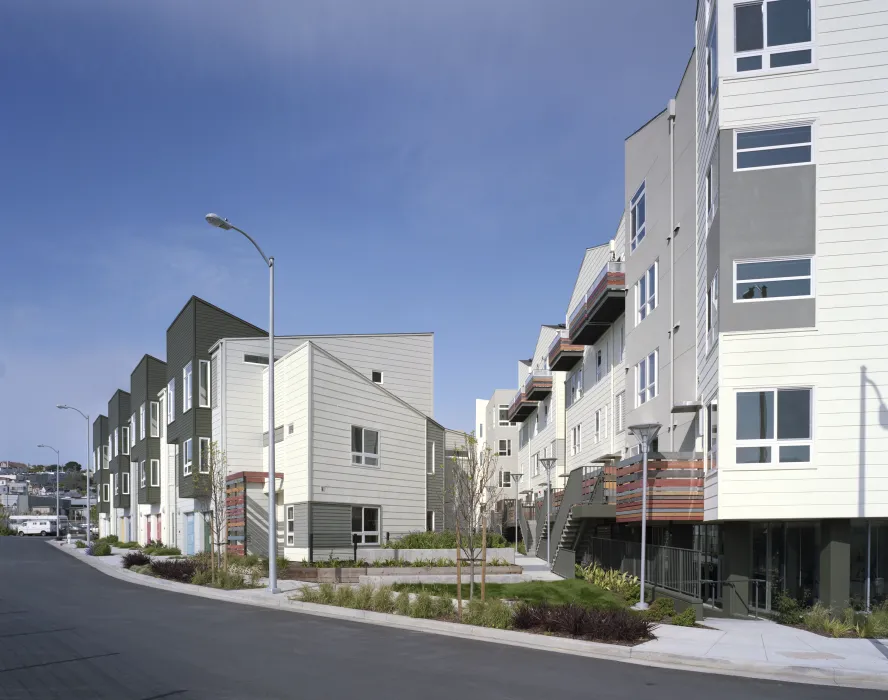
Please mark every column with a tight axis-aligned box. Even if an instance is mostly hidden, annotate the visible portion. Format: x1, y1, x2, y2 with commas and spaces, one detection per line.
721, 521, 752, 617
819, 519, 851, 608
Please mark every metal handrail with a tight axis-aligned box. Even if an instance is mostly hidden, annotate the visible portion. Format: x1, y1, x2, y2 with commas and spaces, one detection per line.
523, 369, 553, 392
568, 260, 626, 328
547, 329, 570, 356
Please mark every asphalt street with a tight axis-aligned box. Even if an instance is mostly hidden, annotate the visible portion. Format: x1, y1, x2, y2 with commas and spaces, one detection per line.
0, 538, 882, 700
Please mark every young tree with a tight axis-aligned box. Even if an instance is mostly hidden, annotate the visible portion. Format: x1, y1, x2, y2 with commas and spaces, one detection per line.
193, 441, 229, 582
448, 433, 502, 600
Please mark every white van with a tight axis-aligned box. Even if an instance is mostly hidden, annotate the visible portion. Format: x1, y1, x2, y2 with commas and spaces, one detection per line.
9, 515, 68, 536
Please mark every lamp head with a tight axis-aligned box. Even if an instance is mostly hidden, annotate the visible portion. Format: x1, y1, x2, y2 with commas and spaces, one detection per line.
37, 444, 46, 448
511, 472, 523, 484
628, 423, 662, 448
205, 213, 233, 230
56, 404, 66, 410
538, 457, 557, 471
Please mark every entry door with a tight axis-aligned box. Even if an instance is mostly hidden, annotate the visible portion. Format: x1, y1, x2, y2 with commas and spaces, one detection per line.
185, 513, 195, 555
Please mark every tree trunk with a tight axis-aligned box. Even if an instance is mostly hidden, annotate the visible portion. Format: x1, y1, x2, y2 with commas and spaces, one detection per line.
456, 519, 463, 620
481, 509, 487, 602
210, 514, 216, 585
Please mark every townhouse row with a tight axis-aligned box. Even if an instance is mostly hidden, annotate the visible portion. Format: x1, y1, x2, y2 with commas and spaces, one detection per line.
93, 296, 463, 559
478, 0, 888, 613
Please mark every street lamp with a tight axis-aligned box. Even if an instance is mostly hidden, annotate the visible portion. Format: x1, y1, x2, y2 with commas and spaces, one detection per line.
57, 405, 91, 546
538, 457, 557, 567
628, 422, 661, 610
206, 213, 278, 594
510, 472, 523, 556
37, 444, 60, 539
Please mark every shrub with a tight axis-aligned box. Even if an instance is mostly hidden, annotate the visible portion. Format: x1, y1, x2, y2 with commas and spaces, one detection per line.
463, 598, 512, 629
354, 584, 375, 611
150, 558, 197, 583
74, 540, 86, 549
371, 586, 396, 614
0, 526, 16, 536
867, 602, 888, 638
517, 542, 527, 555
772, 591, 804, 625
643, 597, 675, 622
432, 595, 455, 621
191, 569, 251, 590
130, 564, 154, 576
317, 583, 336, 604
512, 602, 652, 643
410, 591, 437, 619
384, 530, 509, 550
122, 551, 151, 569
334, 586, 357, 608
91, 542, 112, 556
576, 563, 640, 602
395, 591, 411, 616
115, 541, 141, 549
102, 535, 119, 544
298, 586, 320, 604
672, 607, 696, 627
144, 545, 181, 556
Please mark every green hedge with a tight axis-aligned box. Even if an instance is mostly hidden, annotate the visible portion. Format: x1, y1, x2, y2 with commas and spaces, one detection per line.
384, 530, 509, 550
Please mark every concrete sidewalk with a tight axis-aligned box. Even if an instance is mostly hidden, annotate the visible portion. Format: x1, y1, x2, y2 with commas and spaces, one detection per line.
49, 541, 888, 690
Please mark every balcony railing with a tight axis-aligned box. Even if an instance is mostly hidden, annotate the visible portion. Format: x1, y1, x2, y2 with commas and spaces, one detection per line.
547, 330, 585, 372
523, 369, 553, 400
506, 390, 538, 423
567, 260, 626, 345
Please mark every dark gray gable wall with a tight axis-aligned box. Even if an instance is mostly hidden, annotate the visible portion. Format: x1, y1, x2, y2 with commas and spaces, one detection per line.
131, 355, 167, 506
108, 390, 131, 509
426, 420, 445, 531
93, 415, 109, 515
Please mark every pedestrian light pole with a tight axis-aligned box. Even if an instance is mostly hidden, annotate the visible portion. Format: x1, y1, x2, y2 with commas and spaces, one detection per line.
205, 213, 279, 594
538, 457, 557, 568
57, 405, 91, 546
37, 444, 60, 539
511, 472, 523, 555
628, 423, 661, 610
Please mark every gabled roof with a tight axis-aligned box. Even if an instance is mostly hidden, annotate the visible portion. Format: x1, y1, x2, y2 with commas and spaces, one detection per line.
166, 295, 267, 336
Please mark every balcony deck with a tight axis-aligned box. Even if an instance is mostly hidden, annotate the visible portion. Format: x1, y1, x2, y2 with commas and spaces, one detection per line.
524, 370, 553, 401
615, 458, 704, 523
547, 332, 584, 372
506, 391, 538, 423
567, 261, 626, 346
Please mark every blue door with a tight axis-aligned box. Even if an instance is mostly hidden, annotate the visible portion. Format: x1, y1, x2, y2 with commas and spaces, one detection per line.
185, 513, 195, 555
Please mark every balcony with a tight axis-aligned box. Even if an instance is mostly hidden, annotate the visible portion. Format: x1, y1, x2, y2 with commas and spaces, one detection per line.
567, 260, 626, 345
547, 330, 585, 371
524, 369, 553, 401
615, 457, 704, 523
506, 390, 538, 423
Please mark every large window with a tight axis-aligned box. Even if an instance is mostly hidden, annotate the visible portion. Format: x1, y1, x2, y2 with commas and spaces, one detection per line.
286, 506, 295, 546
103, 444, 109, 468
121, 426, 130, 455
102, 483, 110, 502
121, 471, 130, 495
351, 426, 380, 467
183, 438, 193, 476
636, 351, 658, 407
198, 360, 211, 408
707, 269, 719, 351
498, 404, 515, 427
129, 415, 136, 448
113, 429, 118, 457
706, 14, 718, 104
426, 441, 436, 474
570, 425, 581, 456
498, 439, 512, 457
616, 392, 625, 433
139, 403, 146, 441
568, 367, 583, 406
735, 257, 812, 301
150, 401, 159, 438
499, 470, 511, 488
199, 437, 211, 474
140, 460, 146, 488
736, 388, 811, 464
735, 124, 812, 170
636, 262, 657, 323
183, 362, 193, 412
630, 183, 646, 251
707, 400, 719, 471
150, 459, 160, 487
352, 506, 379, 544
167, 379, 175, 424
735, 0, 813, 73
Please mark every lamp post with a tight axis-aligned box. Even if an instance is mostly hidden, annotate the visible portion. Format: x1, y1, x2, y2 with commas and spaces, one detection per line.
511, 472, 523, 556
538, 457, 557, 567
57, 405, 91, 546
37, 444, 60, 539
205, 213, 278, 594
628, 423, 661, 610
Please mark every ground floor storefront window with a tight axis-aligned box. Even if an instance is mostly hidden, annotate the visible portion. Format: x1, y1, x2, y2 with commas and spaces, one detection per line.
851, 520, 888, 609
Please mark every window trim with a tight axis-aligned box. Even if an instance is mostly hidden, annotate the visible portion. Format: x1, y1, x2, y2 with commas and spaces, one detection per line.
426, 510, 435, 532
734, 122, 815, 172
635, 351, 658, 407
351, 426, 380, 468
121, 471, 130, 495
351, 505, 380, 545
140, 460, 146, 488
371, 370, 384, 384
616, 391, 625, 433
497, 439, 512, 457
183, 438, 193, 476
734, 387, 813, 468
183, 362, 193, 413
198, 360, 211, 408
199, 437, 211, 474
636, 261, 657, 324
570, 424, 581, 456
121, 426, 130, 456
139, 403, 146, 441
706, 10, 718, 109
149, 401, 160, 438
167, 379, 175, 424
497, 404, 516, 427
732, 0, 816, 77
707, 269, 720, 353
150, 459, 160, 487
733, 256, 814, 303
102, 483, 110, 502
426, 440, 436, 474
286, 505, 295, 546
629, 182, 646, 252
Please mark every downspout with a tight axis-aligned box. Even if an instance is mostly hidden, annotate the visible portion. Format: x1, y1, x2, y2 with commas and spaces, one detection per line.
668, 98, 677, 451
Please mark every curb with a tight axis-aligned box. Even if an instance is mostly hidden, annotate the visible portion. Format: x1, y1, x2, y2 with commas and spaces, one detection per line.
49, 542, 888, 691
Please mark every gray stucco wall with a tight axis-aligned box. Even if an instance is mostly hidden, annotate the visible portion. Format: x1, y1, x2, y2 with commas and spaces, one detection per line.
718, 131, 816, 332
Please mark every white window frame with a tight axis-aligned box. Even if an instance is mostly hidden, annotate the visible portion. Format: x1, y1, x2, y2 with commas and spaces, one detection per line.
183, 438, 193, 476
733, 256, 814, 303
140, 460, 146, 488
351, 426, 380, 468
371, 370, 384, 384
286, 505, 295, 546
121, 471, 130, 495
426, 440, 436, 474
570, 424, 582, 456
130, 415, 136, 448
734, 387, 813, 467
706, 399, 719, 473
498, 439, 512, 457
352, 506, 380, 544
103, 444, 110, 468
706, 164, 715, 224
732, 0, 815, 76
707, 269, 719, 352
426, 510, 435, 532
498, 404, 514, 427
734, 122, 814, 172
499, 470, 512, 488
629, 182, 646, 252
102, 483, 110, 502
139, 403, 146, 441
616, 392, 625, 433
121, 426, 130, 456
183, 362, 193, 413
198, 360, 211, 408
635, 351, 658, 407
149, 401, 159, 438
636, 262, 657, 324
150, 459, 160, 487
706, 11, 718, 109
167, 379, 175, 424
199, 437, 211, 474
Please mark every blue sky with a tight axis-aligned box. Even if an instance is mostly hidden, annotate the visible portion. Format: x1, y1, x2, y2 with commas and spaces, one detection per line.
0, 0, 695, 466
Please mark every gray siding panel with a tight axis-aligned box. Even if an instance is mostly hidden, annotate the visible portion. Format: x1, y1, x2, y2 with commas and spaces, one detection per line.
286, 502, 310, 548
108, 390, 131, 509
131, 355, 167, 505
93, 415, 110, 515
426, 420, 445, 531
311, 502, 352, 550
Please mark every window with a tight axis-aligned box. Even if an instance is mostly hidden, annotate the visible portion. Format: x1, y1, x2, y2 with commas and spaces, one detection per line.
735, 257, 812, 301
636, 351, 658, 406
140, 461, 146, 488
244, 354, 270, 365
351, 426, 380, 467
706, 13, 718, 104
150, 459, 160, 487
263, 426, 284, 446
371, 370, 383, 384
617, 324, 624, 363
735, 124, 812, 170
531, 453, 539, 478
426, 511, 435, 532
199, 360, 211, 408
183, 438, 193, 476
706, 401, 719, 472
102, 483, 110, 502
149, 402, 159, 438
183, 362, 193, 412
596, 349, 604, 383
570, 425, 582, 456
199, 437, 211, 473
286, 506, 295, 546
136, 403, 144, 440
115, 474, 119, 495
616, 392, 625, 433
636, 262, 657, 323
706, 164, 715, 222
498, 439, 512, 457
630, 183, 646, 251
351, 506, 379, 544
103, 444, 110, 468
498, 404, 515, 427
595, 408, 607, 443
707, 270, 719, 351
426, 441, 436, 474
121, 427, 130, 455
121, 472, 130, 495
478, 423, 483, 438
736, 388, 811, 464
568, 367, 583, 407
499, 470, 511, 488
167, 379, 175, 424
735, 0, 813, 73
